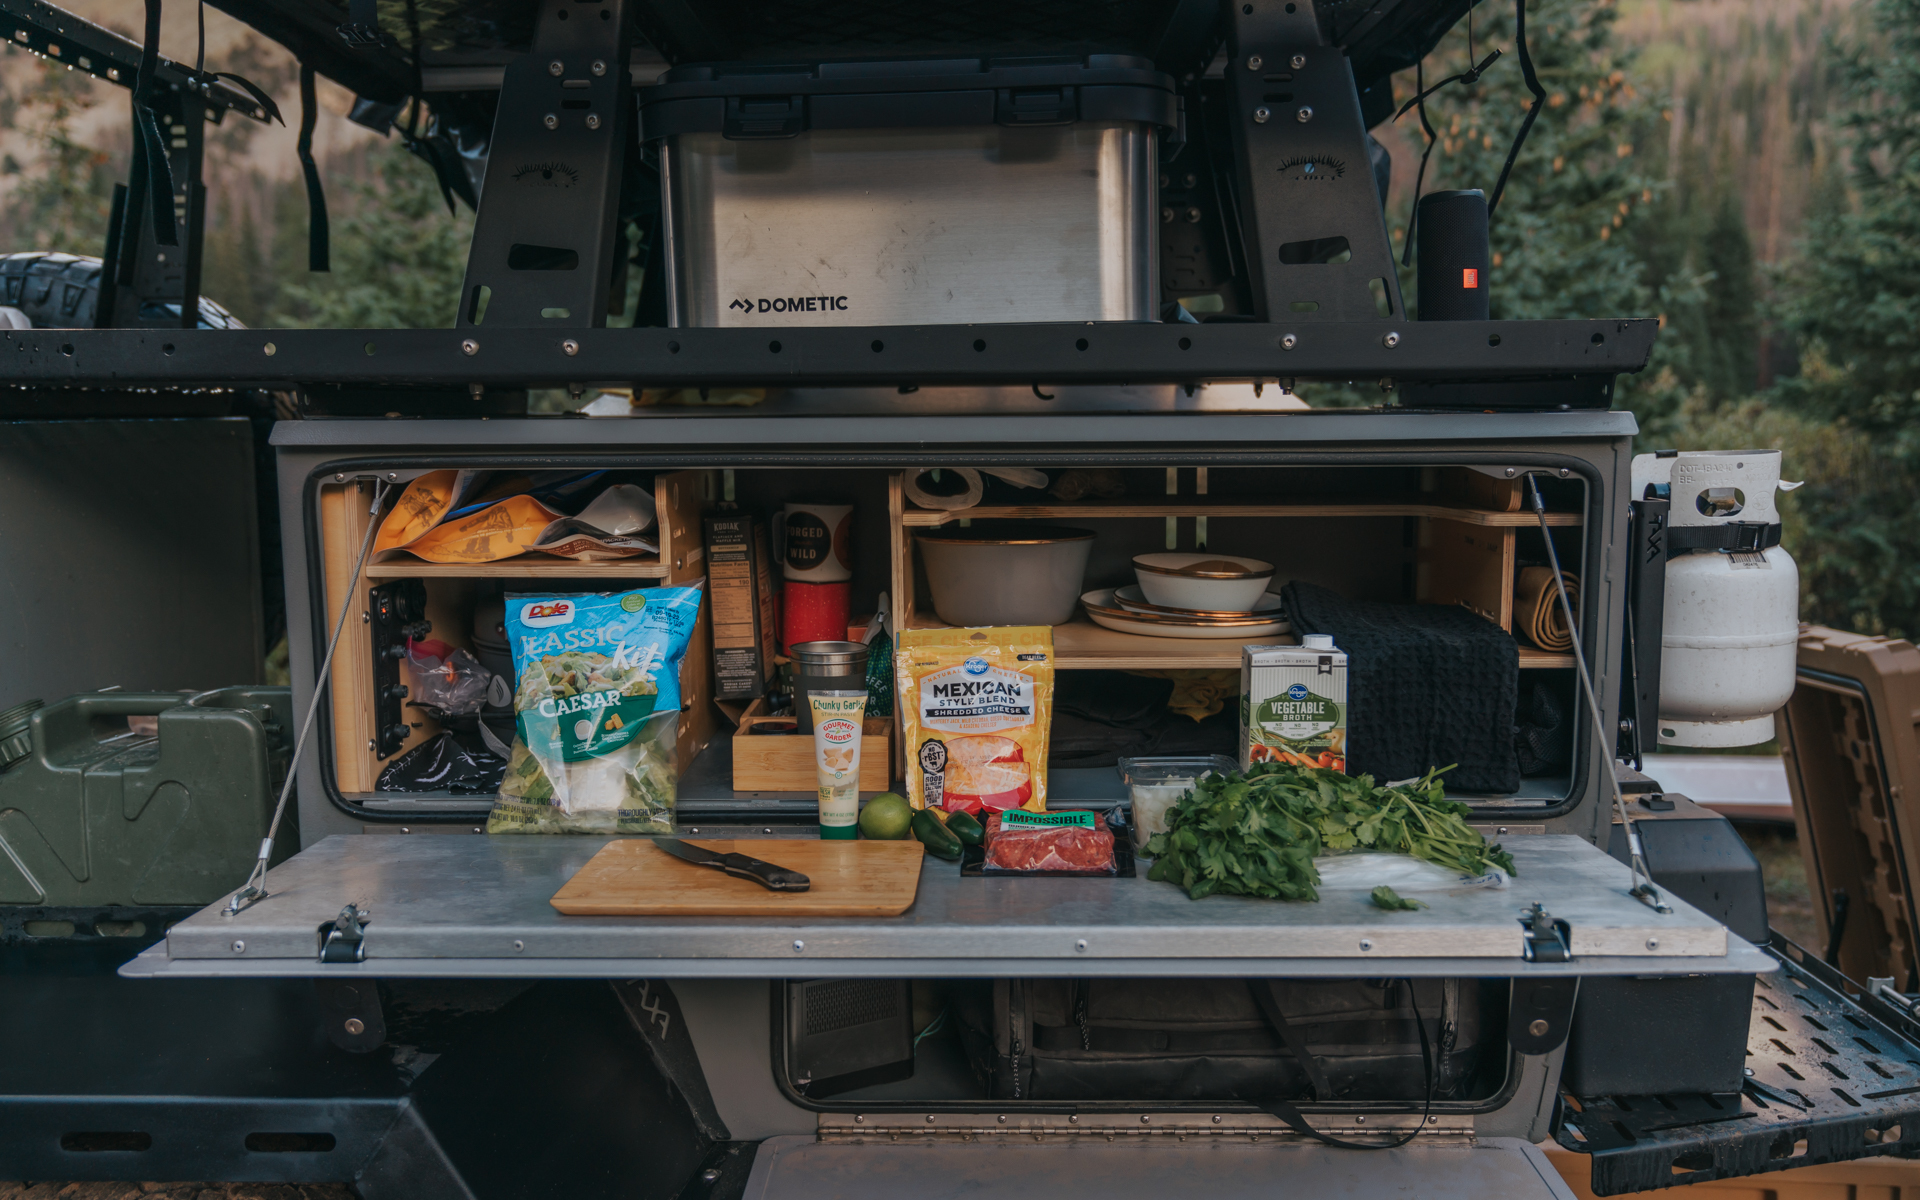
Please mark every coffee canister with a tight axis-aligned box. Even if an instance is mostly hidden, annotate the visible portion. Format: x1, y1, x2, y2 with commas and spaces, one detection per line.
782, 580, 851, 652
790, 640, 868, 733
781, 503, 854, 582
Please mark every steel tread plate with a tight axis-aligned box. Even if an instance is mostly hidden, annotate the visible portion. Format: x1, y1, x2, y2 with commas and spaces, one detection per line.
135, 834, 1764, 978
1557, 942, 1920, 1194
0, 319, 1653, 389
740, 1133, 1580, 1200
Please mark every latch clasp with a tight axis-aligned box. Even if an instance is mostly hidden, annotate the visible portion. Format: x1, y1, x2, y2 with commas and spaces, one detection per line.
317, 903, 369, 963
1520, 903, 1571, 963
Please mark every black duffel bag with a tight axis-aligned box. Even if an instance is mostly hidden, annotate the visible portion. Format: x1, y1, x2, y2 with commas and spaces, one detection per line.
953, 977, 1496, 1104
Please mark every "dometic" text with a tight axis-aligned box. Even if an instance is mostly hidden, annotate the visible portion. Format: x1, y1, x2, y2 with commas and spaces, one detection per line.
728, 296, 850, 314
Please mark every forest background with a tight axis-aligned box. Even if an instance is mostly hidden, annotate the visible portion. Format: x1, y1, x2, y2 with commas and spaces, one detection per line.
1, 0, 1916, 640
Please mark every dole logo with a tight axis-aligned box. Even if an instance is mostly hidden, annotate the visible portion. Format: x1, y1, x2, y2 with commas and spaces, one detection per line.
521, 599, 576, 628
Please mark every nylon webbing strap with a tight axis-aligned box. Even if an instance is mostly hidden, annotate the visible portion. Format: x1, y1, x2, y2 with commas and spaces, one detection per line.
1240, 979, 1435, 1152
298, 64, 330, 272
1487, 0, 1545, 219
132, 0, 178, 246
1248, 981, 1333, 1101
1666, 522, 1782, 553
216, 72, 283, 124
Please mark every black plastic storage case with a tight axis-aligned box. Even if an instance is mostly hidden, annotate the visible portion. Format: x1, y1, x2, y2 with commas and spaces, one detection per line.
1561, 794, 1771, 1095
640, 56, 1178, 329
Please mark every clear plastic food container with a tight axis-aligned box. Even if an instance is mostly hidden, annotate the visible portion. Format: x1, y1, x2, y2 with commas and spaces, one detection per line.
1117, 755, 1237, 853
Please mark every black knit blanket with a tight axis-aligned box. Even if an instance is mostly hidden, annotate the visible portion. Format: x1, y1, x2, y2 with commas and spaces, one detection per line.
1281, 582, 1520, 794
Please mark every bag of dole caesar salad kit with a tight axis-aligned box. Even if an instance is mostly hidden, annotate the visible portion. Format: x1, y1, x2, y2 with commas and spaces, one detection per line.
896, 626, 1054, 817
489, 585, 703, 834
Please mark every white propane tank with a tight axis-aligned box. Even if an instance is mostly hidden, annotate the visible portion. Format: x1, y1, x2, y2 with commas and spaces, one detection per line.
1629, 449, 1802, 748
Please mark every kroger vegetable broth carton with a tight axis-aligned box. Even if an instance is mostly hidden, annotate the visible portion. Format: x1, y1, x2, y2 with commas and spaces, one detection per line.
1241, 635, 1348, 772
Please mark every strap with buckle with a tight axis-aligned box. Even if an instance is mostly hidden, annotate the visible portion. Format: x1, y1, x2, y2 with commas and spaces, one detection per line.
1665, 522, 1781, 554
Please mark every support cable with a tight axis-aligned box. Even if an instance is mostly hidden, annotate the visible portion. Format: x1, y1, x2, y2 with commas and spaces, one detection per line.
1525, 475, 1670, 915
225, 480, 390, 915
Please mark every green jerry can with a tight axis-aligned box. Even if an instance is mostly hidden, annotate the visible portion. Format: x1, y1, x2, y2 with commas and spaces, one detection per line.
0, 687, 294, 907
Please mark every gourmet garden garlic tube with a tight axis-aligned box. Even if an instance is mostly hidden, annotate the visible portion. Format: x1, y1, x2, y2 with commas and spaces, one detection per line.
809, 691, 867, 839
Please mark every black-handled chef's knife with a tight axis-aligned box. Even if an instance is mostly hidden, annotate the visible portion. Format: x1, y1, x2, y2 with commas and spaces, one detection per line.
655, 838, 811, 892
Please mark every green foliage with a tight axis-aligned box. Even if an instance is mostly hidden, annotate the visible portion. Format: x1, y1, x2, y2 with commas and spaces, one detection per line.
1371, 885, 1428, 911
1307, 0, 1674, 408
1775, 0, 1920, 446
1144, 763, 1514, 901
1618, 0, 1854, 416
198, 174, 317, 328
1751, 0, 1920, 637
0, 51, 119, 252
1414, 0, 1664, 321
278, 144, 474, 329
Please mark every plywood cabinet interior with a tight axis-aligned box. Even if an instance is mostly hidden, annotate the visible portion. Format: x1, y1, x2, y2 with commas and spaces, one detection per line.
320, 470, 719, 798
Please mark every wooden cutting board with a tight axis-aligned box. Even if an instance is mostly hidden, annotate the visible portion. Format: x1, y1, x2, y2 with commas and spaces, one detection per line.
550, 838, 927, 917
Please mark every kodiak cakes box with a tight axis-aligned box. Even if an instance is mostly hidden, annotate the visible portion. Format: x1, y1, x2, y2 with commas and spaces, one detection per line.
703, 512, 778, 699
1241, 635, 1348, 772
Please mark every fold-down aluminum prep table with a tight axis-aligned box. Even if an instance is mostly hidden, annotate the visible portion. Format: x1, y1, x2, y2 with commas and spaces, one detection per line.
120, 829, 1769, 1189
126, 834, 1768, 980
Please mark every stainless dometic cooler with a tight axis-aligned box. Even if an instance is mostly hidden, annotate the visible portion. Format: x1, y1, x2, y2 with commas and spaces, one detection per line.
643, 56, 1174, 327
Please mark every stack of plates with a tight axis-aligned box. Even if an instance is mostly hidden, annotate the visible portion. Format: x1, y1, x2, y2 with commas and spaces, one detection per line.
1080, 586, 1290, 639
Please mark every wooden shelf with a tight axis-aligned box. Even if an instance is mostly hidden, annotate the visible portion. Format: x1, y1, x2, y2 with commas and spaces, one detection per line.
909, 615, 1574, 671
905, 612, 1273, 669
365, 553, 677, 579
1051, 617, 1288, 669
901, 499, 1582, 529
1518, 647, 1575, 669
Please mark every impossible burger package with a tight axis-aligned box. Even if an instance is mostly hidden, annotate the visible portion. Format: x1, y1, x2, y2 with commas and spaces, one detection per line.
896, 626, 1054, 816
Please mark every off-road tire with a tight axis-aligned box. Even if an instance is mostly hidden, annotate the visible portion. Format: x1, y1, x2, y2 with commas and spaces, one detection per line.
0, 251, 242, 329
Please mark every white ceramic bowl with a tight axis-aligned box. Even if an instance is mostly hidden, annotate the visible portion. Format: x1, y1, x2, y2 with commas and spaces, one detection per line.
916, 523, 1095, 626
1132, 552, 1275, 612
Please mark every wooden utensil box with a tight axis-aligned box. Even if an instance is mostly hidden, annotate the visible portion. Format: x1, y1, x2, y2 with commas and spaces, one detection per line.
732, 696, 895, 792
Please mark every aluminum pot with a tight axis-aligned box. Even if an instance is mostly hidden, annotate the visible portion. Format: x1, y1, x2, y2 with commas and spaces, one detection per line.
791, 640, 869, 734
914, 523, 1096, 627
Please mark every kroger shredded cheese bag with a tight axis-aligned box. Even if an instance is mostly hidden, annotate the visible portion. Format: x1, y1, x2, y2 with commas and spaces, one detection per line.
895, 626, 1053, 816
489, 585, 702, 835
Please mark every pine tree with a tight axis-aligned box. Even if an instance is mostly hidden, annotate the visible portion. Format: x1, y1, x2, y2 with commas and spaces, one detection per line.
1309, 0, 1692, 415
1400, 0, 1664, 324
279, 144, 475, 329
1764, 0, 1920, 636
1629, 181, 1759, 417
1694, 189, 1759, 399
1777, 0, 1920, 447
0, 52, 119, 253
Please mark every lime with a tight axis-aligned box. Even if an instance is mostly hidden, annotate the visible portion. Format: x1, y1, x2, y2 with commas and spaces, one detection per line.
859, 792, 915, 840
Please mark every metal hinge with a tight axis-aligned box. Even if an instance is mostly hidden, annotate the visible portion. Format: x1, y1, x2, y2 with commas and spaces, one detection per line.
1520, 902, 1572, 963
317, 903, 369, 963
1867, 976, 1920, 1020
818, 1112, 1474, 1146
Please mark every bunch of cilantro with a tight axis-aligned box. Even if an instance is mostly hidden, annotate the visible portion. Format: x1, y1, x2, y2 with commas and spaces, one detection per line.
1143, 762, 1518, 901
